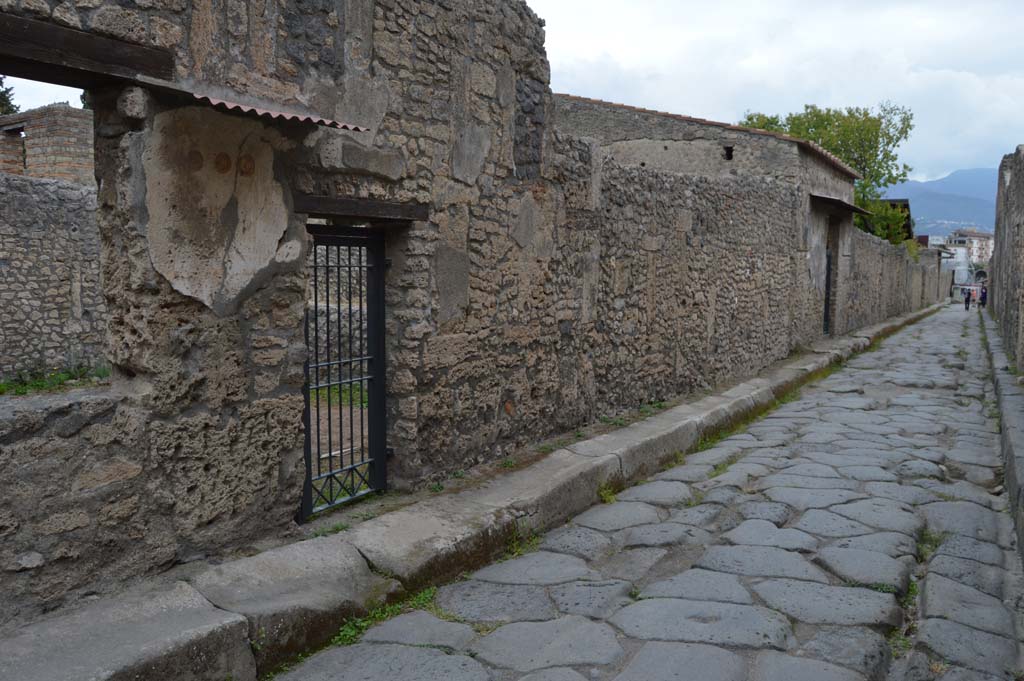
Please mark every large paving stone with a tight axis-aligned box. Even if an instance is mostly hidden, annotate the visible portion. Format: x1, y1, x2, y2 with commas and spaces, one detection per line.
828, 532, 917, 559
615, 522, 712, 548
658, 464, 713, 483
782, 463, 841, 478
521, 670, 589, 681
723, 519, 818, 552
804, 452, 891, 468
864, 482, 940, 506
598, 547, 666, 581
550, 580, 632, 618
362, 611, 476, 649
574, 502, 662, 531
917, 618, 1018, 677
816, 547, 910, 591
840, 466, 897, 482
471, 552, 599, 585
765, 487, 866, 510
668, 504, 723, 527
752, 579, 901, 626
915, 479, 1002, 509
792, 510, 874, 538
436, 580, 556, 623
618, 480, 693, 506
894, 460, 944, 479
541, 525, 614, 561
190, 536, 397, 671
0, 582, 254, 681
798, 626, 889, 680
936, 668, 1003, 681
697, 546, 829, 582
738, 501, 792, 525
276, 643, 487, 681
612, 642, 747, 681
921, 502, 1009, 546
609, 598, 792, 649
830, 499, 923, 536
469, 615, 623, 672
641, 568, 753, 604
921, 574, 1015, 637
751, 651, 865, 681
945, 444, 999, 467
935, 534, 1006, 566
758, 475, 861, 491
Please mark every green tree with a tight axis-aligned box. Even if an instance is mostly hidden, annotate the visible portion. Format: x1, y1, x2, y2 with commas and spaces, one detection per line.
739, 102, 914, 244
0, 76, 18, 116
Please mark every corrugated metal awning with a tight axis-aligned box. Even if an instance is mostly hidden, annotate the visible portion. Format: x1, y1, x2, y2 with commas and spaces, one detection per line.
810, 193, 871, 216
192, 94, 367, 131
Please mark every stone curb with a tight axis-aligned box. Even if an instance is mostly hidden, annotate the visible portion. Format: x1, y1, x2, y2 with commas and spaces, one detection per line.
979, 309, 1024, 563
0, 301, 948, 681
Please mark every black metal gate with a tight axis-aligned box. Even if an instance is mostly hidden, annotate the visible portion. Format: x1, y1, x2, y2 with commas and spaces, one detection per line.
300, 224, 386, 520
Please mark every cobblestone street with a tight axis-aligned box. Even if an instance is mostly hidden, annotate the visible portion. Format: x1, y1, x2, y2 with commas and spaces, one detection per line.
277, 306, 1024, 680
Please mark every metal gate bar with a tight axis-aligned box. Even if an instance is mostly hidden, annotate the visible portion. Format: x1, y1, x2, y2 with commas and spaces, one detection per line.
300, 224, 386, 520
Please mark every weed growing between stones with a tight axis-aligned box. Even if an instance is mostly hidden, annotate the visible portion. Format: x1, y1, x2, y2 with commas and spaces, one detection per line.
504, 527, 541, 560
330, 587, 439, 646
900, 579, 919, 609
0, 363, 110, 396
427, 482, 444, 494
311, 522, 350, 538
598, 483, 618, 504
888, 630, 914, 659
917, 529, 946, 561
261, 587, 444, 679
599, 415, 629, 428
685, 490, 705, 507
709, 454, 740, 478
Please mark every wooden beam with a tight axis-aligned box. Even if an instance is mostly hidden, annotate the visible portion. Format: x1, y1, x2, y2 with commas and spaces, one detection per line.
0, 13, 174, 89
293, 194, 430, 222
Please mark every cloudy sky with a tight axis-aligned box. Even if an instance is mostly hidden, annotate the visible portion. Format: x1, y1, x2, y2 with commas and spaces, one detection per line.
8, 0, 1023, 180
525, 0, 1024, 180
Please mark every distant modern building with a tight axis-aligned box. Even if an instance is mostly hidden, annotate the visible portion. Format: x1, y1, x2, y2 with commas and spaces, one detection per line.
949, 228, 994, 263
941, 242, 973, 285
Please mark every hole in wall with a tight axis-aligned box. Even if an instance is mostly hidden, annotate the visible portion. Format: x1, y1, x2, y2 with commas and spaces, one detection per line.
723, 146, 734, 161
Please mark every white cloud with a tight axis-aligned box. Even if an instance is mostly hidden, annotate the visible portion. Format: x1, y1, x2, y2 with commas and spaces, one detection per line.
5, 2, 1022, 178
527, 0, 1024, 179
4, 77, 82, 112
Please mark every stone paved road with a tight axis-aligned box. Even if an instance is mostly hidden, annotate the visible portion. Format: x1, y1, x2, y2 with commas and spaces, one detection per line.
281, 306, 1024, 681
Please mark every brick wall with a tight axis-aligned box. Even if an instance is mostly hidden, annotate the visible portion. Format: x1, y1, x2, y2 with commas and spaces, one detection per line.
0, 103, 94, 186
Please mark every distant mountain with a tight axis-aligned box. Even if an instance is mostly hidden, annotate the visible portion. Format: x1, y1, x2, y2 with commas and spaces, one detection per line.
884, 168, 997, 237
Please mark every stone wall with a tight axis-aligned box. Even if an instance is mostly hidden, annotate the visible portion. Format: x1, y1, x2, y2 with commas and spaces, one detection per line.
0, 104, 95, 186
0, 173, 105, 379
0, 0, 949, 625
833, 229, 950, 335
992, 146, 1024, 365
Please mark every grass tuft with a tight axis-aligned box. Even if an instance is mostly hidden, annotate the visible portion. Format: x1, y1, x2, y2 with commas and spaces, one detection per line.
0, 364, 110, 397
598, 483, 618, 504
331, 587, 438, 646
311, 522, 350, 538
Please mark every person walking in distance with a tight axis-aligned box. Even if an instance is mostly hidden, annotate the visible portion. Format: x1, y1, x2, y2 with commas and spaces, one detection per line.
980, 285, 988, 309
964, 288, 972, 311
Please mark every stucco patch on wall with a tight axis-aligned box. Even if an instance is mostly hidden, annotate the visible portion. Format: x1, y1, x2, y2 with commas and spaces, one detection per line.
143, 107, 294, 315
